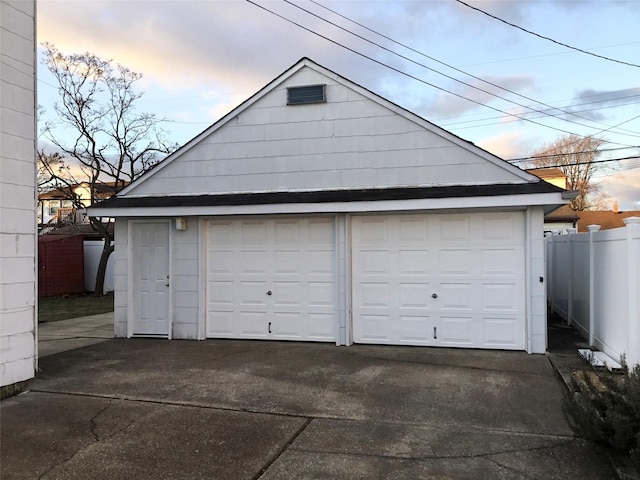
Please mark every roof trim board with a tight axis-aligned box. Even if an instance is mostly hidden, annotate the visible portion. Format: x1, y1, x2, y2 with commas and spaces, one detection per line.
91, 182, 562, 212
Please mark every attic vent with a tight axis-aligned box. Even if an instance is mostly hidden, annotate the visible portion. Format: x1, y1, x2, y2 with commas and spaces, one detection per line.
287, 85, 326, 105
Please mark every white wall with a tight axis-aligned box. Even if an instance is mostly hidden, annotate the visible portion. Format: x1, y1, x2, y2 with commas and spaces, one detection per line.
112, 218, 201, 339
527, 207, 547, 354
125, 65, 529, 198
83, 241, 115, 293
547, 218, 640, 366
0, 0, 37, 391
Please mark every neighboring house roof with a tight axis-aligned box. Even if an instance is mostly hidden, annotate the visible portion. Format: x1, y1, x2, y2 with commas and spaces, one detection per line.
577, 210, 640, 232
527, 168, 567, 189
39, 182, 126, 201
544, 205, 579, 223
90, 57, 567, 217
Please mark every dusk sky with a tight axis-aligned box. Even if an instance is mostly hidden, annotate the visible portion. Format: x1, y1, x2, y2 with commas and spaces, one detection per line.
36, 0, 639, 209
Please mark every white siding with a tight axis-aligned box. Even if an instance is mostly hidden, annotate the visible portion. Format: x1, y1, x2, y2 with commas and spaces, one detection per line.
171, 218, 200, 339
527, 207, 547, 354
113, 218, 201, 339
124, 66, 528, 198
0, 0, 36, 389
113, 220, 128, 337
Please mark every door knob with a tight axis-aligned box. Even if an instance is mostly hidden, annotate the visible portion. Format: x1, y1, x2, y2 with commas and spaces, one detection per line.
266, 290, 272, 296
431, 293, 438, 299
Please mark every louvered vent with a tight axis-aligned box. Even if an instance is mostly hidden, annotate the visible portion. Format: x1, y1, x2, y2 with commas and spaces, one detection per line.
287, 85, 326, 105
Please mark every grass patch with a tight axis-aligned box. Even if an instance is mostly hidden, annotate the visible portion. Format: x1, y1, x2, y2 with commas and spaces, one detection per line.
38, 293, 114, 323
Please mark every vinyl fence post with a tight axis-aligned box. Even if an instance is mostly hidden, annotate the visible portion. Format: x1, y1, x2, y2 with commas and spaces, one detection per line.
544, 232, 553, 314
624, 217, 640, 367
587, 224, 601, 347
566, 228, 577, 326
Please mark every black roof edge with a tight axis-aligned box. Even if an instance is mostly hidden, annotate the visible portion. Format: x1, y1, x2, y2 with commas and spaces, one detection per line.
93, 182, 564, 210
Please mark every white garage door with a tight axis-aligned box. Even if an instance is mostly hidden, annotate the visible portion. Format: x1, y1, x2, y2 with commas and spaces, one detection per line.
352, 212, 526, 349
206, 217, 336, 342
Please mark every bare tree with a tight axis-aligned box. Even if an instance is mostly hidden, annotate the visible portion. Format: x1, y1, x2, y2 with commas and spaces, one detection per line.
40, 44, 178, 295
529, 134, 607, 211
37, 149, 66, 192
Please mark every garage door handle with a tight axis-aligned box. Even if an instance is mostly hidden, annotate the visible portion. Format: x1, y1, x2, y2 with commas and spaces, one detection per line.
268, 322, 272, 334
431, 293, 438, 299
266, 290, 272, 296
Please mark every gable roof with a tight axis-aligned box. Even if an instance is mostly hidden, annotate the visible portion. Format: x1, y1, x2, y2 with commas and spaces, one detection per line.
91, 57, 567, 216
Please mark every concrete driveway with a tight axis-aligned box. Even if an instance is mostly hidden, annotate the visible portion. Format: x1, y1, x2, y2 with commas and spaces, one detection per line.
1, 338, 614, 479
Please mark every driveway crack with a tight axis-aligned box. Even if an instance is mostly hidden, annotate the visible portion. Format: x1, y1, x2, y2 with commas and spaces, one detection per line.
254, 417, 313, 480
290, 437, 578, 462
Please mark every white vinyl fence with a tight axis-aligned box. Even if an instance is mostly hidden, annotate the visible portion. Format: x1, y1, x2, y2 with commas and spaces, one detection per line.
546, 217, 640, 366
84, 240, 115, 294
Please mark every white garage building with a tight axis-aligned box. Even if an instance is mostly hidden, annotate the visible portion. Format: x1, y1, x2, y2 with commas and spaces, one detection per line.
90, 58, 568, 354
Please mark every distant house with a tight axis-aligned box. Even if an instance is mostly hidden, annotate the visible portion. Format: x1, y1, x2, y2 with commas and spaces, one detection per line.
91, 57, 568, 354
38, 181, 124, 228
543, 205, 579, 233
528, 168, 567, 190
541, 202, 640, 234
527, 169, 576, 233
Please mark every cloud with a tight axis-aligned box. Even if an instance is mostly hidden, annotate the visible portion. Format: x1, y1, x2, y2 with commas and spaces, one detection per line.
412, 74, 536, 119
597, 163, 640, 211
476, 130, 531, 160
564, 87, 640, 121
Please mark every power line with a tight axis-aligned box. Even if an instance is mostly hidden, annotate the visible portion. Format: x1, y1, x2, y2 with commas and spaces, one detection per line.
444, 100, 640, 132
454, 0, 640, 69
247, 0, 639, 148
508, 147, 639, 163
526, 155, 640, 170
292, 0, 639, 137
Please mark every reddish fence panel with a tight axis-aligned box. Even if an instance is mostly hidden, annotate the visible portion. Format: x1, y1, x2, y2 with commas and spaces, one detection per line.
38, 235, 85, 297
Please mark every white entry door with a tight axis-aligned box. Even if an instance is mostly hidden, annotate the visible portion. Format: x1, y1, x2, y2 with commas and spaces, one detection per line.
352, 212, 526, 350
132, 222, 170, 337
206, 217, 336, 342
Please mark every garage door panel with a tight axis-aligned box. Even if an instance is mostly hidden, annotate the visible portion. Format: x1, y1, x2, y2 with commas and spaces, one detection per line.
440, 316, 475, 346
353, 212, 526, 350
357, 282, 390, 307
208, 281, 234, 304
307, 282, 335, 306
356, 218, 389, 243
438, 249, 474, 276
206, 217, 337, 342
208, 251, 234, 275
398, 250, 431, 275
481, 249, 521, 277
207, 311, 235, 337
240, 222, 268, 244
238, 311, 269, 337
398, 283, 431, 309
397, 315, 435, 345
398, 217, 428, 242
308, 219, 335, 244
439, 216, 471, 241
482, 283, 522, 312
357, 250, 389, 274
307, 249, 335, 274
359, 315, 393, 342
208, 221, 234, 244
481, 215, 523, 243
438, 283, 475, 310
483, 317, 521, 347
